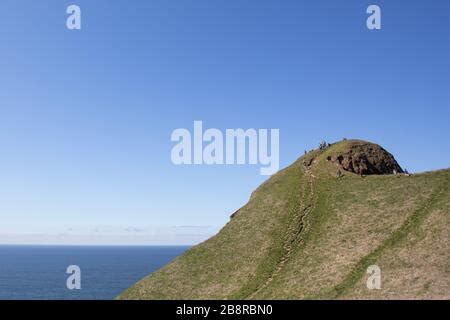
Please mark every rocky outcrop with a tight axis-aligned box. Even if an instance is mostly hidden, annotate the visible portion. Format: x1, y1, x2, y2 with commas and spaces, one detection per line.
326, 140, 403, 175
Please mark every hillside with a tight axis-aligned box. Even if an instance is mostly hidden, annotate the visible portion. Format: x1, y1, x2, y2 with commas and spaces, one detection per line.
118, 139, 450, 299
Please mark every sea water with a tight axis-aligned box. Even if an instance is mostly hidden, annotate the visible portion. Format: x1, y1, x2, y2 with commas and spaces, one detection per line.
0, 245, 189, 300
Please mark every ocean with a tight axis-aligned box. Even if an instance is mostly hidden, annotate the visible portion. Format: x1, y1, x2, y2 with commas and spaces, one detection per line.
0, 245, 189, 300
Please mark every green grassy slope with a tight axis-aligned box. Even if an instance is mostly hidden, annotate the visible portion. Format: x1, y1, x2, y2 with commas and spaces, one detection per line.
118, 140, 450, 300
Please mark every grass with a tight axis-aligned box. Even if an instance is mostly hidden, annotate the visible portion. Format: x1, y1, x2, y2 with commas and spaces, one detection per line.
321, 177, 449, 299
118, 140, 450, 300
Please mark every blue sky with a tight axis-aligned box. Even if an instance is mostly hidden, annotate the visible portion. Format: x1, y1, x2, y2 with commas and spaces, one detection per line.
0, 0, 449, 244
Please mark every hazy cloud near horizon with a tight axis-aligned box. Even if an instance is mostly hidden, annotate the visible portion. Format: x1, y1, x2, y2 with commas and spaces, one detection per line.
0, 225, 220, 245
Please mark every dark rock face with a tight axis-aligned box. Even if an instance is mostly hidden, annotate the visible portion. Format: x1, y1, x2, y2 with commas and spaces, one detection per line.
327, 141, 403, 175
230, 209, 240, 219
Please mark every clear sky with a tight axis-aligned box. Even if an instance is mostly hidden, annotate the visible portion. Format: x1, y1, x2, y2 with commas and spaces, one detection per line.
0, 0, 449, 244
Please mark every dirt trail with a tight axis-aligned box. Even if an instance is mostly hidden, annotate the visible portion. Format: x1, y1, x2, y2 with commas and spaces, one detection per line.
247, 163, 317, 298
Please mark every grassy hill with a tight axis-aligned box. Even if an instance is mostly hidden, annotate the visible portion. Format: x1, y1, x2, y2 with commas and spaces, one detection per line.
118, 140, 450, 299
